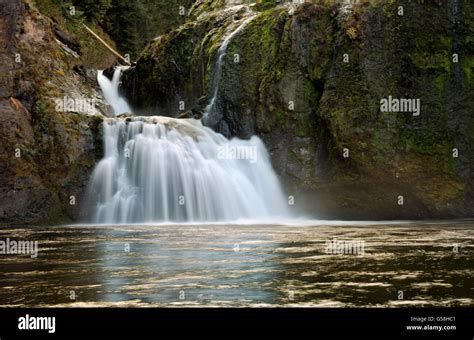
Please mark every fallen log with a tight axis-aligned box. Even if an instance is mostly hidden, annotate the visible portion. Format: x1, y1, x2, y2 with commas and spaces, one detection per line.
82, 23, 131, 66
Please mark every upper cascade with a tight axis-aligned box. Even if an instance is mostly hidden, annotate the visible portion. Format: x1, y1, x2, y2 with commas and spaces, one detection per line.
97, 67, 132, 116
203, 10, 257, 126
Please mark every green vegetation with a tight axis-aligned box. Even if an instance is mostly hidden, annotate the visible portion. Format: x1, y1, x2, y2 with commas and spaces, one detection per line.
33, 0, 196, 61
104, 0, 196, 58
73, 0, 111, 23
255, 0, 277, 12
33, 0, 116, 68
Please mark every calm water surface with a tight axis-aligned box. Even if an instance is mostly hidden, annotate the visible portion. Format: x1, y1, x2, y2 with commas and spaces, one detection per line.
0, 221, 472, 307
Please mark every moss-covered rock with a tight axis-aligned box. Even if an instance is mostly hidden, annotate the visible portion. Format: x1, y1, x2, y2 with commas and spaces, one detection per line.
315, 0, 473, 218
0, 0, 107, 225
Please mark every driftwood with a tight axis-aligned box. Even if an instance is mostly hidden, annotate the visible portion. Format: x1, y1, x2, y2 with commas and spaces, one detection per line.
82, 24, 131, 66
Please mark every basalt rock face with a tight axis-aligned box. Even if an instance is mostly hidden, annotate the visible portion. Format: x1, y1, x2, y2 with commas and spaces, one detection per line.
314, 0, 474, 219
122, 0, 474, 219
0, 0, 108, 225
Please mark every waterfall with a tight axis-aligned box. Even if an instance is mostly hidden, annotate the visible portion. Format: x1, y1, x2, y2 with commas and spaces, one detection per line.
87, 66, 291, 224
203, 13, 256, 126
97, 67, 132, 116
87, 117, 289, 223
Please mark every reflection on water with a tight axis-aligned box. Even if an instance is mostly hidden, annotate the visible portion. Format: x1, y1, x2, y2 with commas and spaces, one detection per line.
0, 221, 472, 307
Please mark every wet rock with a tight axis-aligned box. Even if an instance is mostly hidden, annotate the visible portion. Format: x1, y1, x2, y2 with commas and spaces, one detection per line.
177, 108, 204, 120
177, 110, 194, 119
116, 112, 133, 118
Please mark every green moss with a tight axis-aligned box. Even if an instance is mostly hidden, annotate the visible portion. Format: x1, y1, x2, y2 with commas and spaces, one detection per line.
203, 19, 227, 58
33, 98, 48, 115
409, 52, 451, 72
371, 123, 396, 163
404, 128, 448, 156
275, 110, 286, 124
190, 0, 226, 18
304, 81, 319, 109
18, 144, 39, 163
243, 7, 287, 72
462, 56, 474, 85
255, 0, 277, 12
294, 116, 314, 137
435, 73, 448, 93
329, 109, 351, 137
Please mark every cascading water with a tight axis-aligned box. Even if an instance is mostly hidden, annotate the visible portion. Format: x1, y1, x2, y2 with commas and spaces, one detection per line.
203, 12, 256, 126
87, 117, 289, 223
87, 67, 291, 224
97, 67, 132, 115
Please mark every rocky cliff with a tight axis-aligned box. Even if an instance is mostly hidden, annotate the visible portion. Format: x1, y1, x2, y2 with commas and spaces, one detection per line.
1, 0, 473, 223
0, 0, 109, 224
122, 0, 474, 219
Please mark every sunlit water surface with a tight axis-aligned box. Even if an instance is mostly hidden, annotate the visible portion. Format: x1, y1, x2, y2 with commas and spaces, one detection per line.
0, 221, 472, 307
